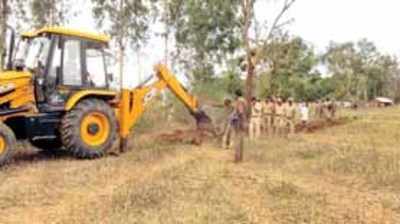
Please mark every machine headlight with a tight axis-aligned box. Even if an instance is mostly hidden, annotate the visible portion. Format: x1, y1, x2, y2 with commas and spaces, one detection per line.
0, 83, 15, 94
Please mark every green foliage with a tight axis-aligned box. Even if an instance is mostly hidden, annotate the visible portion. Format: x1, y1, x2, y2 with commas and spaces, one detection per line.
192, 65, 243, 103
169, 0, 242, 82
30, 0, 73, 27
257, 35, 326, 101
2, 0, 399, 103
323, 39, 399, 101
254, 35, 400, 102
92, 0, 152, 49
221, 59, 243, 96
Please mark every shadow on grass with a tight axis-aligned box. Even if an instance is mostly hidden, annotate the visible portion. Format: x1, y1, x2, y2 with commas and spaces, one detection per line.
6, 148, 73, 168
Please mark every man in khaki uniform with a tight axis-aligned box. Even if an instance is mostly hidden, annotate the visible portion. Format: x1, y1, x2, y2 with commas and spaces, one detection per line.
325, 98, 336, 120
315, 100, 323, 119
263, 97, 275, 136
310, 101, 318, 119
221, 98, 235, 149
249, 97, 262, 140
285, 98, 297, 136
274, 98, 286, 137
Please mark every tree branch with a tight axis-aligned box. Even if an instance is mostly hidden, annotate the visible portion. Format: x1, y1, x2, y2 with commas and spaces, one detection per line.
253, 0, 297, 67
265, 0, 296, 43
274, 18, 295, 30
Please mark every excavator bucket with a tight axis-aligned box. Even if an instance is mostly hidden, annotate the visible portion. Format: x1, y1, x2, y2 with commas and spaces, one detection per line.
191, 109, 215, 135
192, 109, 211, 127
153, 64, 215, 133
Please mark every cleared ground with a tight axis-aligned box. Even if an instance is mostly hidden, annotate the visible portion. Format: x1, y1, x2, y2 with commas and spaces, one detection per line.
0, 107, 400, 223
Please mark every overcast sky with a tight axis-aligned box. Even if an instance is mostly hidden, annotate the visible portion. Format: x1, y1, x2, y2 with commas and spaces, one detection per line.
66, 0, 400, 86
284, 0, 400, 55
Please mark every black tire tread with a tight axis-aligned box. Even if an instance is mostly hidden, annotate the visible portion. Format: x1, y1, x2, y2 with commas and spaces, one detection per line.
60, 99, 117, 159
0, 122, 16, 166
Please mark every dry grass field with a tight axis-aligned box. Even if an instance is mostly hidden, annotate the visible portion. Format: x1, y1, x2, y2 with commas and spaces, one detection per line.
0, 106, 400, 223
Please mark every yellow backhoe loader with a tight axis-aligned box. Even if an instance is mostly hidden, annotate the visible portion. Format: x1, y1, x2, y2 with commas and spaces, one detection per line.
0, 26, 211, 165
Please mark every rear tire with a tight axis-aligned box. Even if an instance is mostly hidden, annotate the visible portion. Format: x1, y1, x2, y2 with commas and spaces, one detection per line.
60, 99, 117, 159
0, 123, 17, 166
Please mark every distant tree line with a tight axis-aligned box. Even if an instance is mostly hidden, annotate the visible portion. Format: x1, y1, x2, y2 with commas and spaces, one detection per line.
250, 35, 400, 102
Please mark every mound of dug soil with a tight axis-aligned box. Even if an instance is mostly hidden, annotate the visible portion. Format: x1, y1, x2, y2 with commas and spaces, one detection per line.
157, 118, 351, 145
157, 129, 215, 146
296, 118, 349, 133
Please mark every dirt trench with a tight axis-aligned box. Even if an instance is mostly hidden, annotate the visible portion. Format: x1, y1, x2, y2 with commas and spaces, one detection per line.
156, 118, 350, 145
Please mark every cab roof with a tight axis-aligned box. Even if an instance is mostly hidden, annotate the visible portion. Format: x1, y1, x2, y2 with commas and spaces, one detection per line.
21, 26, 110, 43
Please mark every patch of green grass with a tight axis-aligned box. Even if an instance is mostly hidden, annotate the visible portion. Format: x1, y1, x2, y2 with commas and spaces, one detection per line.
263, 180, 328, 224
108, 159, 252, 224
295, 147, 327, 160
319, 146, 400, 190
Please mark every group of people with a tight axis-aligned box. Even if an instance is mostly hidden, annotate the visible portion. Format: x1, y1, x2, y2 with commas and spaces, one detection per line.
248, 96, 298, 140
219, 90, 337, 150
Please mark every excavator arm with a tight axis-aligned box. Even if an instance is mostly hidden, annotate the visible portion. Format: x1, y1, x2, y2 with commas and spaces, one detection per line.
154, 64, 199, 113
118, 64, 211, 150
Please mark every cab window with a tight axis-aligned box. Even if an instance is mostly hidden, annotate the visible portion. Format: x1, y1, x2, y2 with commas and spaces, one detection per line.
47, 37, 62, 91
62, 39, 82, 86
83, 41, 107, 88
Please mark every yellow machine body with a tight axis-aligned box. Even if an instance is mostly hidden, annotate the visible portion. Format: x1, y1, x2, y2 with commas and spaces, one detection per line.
0, 26, 208, 163
21, 26, 110, 43
118, 64, 200, 139
65, 90, 118, 111
0, 71, 36, 120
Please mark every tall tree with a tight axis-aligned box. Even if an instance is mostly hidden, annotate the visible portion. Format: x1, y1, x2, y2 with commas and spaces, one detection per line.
0, 0, 22, 68
241, 0, 296, 104
0, 0, 9, 68
92, 0, 152, 89
323, 39, 399, 100
30, 0, 75, 28
257, 35, 319, 99
158, 0, 177, 67
168, 0, 241, 83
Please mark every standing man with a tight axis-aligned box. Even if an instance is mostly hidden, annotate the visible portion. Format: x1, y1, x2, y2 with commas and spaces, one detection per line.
316, 100, 323, 119
285, 98, 297, 137
221, 98, 235, 149
310, 101, 317, 120
249, 97, 262, 140
322, 98, 331, 120
300, 101, 310, 127
231, 89, 247, 163
327, 98, 336, 120
275, 98, 286, 137
263, 97, 275, 136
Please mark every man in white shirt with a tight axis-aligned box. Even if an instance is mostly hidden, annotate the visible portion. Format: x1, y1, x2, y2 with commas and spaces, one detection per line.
300, 102, 310, 125
249, 97, 263, 140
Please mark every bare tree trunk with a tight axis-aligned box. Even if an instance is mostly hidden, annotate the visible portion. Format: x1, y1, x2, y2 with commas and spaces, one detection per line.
242, 0, 296, 105
118, 0, 125, 90
137, 50, 142, 82
245, 59, 255, 103
164, 32, 169, 67
118, 45, 125, 90
242, 0, 253, 105
0, 0, 8, 69
50, 0, 55, 25
163, 0, 169, 67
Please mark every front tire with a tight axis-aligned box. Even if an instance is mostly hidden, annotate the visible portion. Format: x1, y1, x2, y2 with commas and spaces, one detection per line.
0, 123, 17, 166
61, 99, 117, 159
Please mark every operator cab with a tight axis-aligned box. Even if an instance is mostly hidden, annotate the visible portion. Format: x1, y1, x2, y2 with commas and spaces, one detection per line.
14, 27, 115, 112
